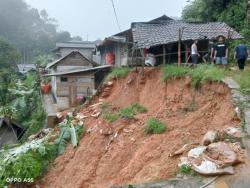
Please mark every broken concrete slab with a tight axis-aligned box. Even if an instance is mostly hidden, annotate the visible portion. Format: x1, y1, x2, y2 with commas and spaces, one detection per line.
244, 109, 250, 135
222, 77, 240, 90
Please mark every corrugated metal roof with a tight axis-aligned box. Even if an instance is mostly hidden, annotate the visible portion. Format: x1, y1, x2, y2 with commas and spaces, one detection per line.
55, 41, 96, 49
45, 65, 112, 76
132, 20, 243, 48
17, 64, 36, 74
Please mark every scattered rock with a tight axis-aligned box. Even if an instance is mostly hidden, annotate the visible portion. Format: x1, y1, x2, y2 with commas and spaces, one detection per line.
202, 130, 219, 146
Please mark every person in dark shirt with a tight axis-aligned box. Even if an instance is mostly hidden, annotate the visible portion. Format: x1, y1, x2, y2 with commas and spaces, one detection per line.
202, 40, 215, 64
234, 43, 249, 70
214, 36, 229, 67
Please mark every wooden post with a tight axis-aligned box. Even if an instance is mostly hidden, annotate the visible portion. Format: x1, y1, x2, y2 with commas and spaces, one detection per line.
185, 44, 188, 64
163, 45, 166, 65
178, 28, 182, 66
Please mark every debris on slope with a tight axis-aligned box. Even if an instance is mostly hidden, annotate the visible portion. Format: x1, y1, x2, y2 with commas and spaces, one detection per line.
177, 127, 245, 176
36, 68, 243, 188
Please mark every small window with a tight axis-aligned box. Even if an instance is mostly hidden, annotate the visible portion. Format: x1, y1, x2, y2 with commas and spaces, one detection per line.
60, 77, 68, 82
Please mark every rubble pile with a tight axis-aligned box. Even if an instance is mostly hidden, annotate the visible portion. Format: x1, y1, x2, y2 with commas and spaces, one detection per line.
174, 127, 245, 176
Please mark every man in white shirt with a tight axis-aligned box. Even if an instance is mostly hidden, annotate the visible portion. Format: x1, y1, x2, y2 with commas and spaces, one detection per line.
191, 40, 200, 64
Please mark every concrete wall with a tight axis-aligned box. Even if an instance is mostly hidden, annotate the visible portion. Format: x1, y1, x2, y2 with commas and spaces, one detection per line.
99, 43, 128, 67
55, 73, 95, 110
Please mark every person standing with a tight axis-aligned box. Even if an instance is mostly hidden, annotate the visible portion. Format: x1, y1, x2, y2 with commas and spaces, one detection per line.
191, 40, 200, 64
214, 36, 229, 67
203, 40, 215, 64
234, 43, 249, 70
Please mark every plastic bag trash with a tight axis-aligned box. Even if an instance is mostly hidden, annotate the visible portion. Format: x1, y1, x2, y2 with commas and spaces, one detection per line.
188, 146, 206, 158
203, 142, 237, 167
202, 130, 219, 146
193, 160, 234, 175
224, 127, 242, 138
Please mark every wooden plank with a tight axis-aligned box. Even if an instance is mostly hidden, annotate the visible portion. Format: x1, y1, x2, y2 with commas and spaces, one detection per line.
163, 45, 166, 65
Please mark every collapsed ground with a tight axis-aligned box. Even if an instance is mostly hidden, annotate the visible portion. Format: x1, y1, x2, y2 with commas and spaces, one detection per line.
37, 67, 241, 188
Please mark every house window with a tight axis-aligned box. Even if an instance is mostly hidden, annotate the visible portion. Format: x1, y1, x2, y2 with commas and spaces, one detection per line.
60, 77, 68, 82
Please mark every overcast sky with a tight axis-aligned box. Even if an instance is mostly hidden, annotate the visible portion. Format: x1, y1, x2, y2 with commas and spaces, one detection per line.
25, 0, 188, 41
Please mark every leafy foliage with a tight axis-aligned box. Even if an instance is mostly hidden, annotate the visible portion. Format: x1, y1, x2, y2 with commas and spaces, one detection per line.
0, 143, 58, 187
55, 114, 85, 154
234, 69, 250, 96
144, 118, 167, 134
0, 0, 75, 61
0, 38, 20, 68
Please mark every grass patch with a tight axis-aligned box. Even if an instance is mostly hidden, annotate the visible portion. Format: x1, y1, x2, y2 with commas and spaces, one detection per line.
106, 67, 131, 80
104, 113, 119, 123
162, 64, 226, 89
190, 64, 225, 89
163, 65, 189, 81
179, 164, 197, 176
144, 118, 167, 134
119, 106, 136, 119
119, 103, 148, 119
234, 69, 250, 96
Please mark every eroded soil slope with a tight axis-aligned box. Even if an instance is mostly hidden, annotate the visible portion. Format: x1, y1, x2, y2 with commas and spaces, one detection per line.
38, 68, 240, 188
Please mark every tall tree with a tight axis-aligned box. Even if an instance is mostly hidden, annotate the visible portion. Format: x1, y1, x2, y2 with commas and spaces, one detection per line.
0, 0, 73, 62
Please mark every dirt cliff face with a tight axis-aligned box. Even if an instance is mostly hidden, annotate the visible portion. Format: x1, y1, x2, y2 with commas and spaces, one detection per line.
37, 68, 240, 188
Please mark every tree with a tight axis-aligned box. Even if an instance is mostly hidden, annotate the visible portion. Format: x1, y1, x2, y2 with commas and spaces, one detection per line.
0, 38, 20, 69
0, 0, 73, 62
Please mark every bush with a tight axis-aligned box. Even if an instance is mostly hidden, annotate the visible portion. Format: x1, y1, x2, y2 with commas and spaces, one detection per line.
106, 67, 131, 80
0, 143, 58, 187
144, 118, 166, 134
104, 113, 119, 122
163, 65, 189, 81
119, 106, 136, 119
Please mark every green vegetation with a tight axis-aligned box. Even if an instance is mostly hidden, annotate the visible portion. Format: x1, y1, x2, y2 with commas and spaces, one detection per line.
107, 67, 131, 80
0, 38, 20, 69
179, 164, 192, 174
163, 64, 226, 89
131, 103, 148, 113
119, 103, 148, 119
55, 114, 85, 154
182, 0, 250, 47
163, 65, 189, 81
104, 113, 119, 123
119, 107, 136, 119
190, 64, 225, 89
234, 69, 250, 96
0, 143, 58, 187
102, 103, 148, 122
144, 118, 167, 134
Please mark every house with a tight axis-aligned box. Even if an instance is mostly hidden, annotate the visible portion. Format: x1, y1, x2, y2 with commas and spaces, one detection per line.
17, 64, 36, 74
0, 118, 25, 148
53, 41, 96, 59
45, 51, 111, 111
98, 15, 242, 66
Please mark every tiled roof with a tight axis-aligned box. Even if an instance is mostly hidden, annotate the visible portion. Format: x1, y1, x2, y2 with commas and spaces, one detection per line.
132, 21, 243, 48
